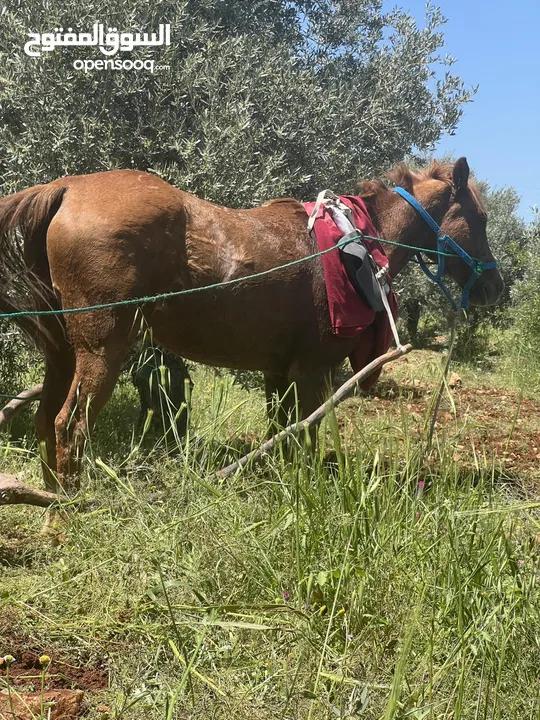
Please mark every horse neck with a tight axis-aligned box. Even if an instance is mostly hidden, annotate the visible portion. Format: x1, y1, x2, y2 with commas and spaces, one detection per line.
383, 218, 435, 278
366, 189, 448, 278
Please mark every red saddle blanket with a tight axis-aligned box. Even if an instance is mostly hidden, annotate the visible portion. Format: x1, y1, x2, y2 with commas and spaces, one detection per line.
303, 195, 398, 390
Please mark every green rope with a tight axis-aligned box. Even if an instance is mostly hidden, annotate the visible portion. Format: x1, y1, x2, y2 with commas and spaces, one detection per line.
364, 235, 457, 258
0, 234, 464, 321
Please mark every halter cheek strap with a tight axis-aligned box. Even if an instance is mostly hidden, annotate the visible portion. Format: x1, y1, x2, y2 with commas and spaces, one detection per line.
393, 187, 497, 310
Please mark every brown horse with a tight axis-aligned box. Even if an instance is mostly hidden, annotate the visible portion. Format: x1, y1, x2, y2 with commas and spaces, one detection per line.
0, 157, 503, 500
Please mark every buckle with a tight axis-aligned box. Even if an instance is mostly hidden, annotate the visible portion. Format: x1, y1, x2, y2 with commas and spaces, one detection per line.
473, 261, 484, 276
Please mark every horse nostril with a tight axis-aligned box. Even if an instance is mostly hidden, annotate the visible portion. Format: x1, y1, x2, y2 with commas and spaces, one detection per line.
490, 278, 504, 303
471, 272, 504, 306
494, 275, 505, 300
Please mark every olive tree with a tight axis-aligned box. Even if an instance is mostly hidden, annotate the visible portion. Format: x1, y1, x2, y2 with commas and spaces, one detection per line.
0, 0, 472, 204
508, 211, 540, 359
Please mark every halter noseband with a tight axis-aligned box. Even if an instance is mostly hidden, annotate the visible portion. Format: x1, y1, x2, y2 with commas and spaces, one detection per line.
393, 187, 497, 310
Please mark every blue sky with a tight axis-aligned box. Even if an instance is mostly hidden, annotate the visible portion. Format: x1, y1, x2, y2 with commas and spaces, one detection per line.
393, 0, 540, 219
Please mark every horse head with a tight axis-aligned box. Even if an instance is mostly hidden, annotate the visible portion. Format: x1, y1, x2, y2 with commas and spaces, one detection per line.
362, 158, 504, 307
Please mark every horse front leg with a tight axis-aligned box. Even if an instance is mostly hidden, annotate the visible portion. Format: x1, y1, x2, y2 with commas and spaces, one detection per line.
285, 366, 335, 452
264, 372, 294, 436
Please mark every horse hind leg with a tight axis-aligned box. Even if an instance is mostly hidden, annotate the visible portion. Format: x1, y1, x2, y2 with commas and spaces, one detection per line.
34, 345, 75, 494
32, 337, 76, 541
132, 347, 192, 441
54, 338, 132, 495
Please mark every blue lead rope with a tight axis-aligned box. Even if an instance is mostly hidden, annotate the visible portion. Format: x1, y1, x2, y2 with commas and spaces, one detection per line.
393, 187, 497, 310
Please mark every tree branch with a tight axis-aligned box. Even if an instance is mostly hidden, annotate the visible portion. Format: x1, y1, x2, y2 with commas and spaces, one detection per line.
0, 384, 42, 431
0, 473, 59, 507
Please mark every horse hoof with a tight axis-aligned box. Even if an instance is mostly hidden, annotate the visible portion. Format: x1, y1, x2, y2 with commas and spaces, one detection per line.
41, 508, 69, 546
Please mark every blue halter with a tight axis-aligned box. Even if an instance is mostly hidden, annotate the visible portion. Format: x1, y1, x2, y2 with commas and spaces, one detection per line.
393, 186, 498, 310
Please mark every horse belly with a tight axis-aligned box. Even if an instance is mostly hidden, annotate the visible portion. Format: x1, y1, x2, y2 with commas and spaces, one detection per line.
148, 276, 325, 372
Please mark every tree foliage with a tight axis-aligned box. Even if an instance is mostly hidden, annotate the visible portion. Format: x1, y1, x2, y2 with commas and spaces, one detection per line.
508, 213, 540, 357
0, 0, 473, 206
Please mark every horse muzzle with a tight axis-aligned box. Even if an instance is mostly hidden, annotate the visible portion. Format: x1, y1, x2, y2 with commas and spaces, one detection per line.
467, 268, 505, 306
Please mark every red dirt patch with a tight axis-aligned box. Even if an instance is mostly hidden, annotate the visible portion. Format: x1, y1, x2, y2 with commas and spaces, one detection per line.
0, 649, 107, 693
0, 688, 84, 720
339, 370, 540, 484
0, 611, 108, 694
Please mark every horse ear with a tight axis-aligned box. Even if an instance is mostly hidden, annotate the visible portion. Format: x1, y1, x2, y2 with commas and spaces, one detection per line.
387, 162, 414, 193
452, 157, 470, 194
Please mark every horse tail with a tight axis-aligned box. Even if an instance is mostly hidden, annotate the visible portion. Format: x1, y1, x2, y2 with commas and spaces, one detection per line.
0, 183, 67, 349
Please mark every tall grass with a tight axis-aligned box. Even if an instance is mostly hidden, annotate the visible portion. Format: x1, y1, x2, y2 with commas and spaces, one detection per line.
1, 365, 540, 719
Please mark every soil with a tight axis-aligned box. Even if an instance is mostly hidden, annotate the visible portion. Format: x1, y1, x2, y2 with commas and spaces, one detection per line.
338, 358, 540, 484
0, 609, 108, 694
0, 688, 84, 720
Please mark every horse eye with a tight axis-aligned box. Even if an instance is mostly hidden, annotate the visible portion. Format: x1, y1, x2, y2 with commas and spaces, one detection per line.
478, 215, 488, 228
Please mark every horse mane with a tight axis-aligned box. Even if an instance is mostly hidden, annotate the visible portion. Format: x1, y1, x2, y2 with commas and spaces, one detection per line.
360, 159, 486, 215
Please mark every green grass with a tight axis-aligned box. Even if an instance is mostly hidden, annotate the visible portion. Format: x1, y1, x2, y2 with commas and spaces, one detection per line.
1, 361, 540, 719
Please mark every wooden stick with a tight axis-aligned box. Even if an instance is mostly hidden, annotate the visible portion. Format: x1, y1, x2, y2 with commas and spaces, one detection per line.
0, 473, 59, 507
216, 344, 413, 478
0, 384, 42, 431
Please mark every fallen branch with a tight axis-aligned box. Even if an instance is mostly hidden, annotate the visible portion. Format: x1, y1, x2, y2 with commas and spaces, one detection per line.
0, 384, 42, 431
0, 473, 59, 507
216, 344, 413, 478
